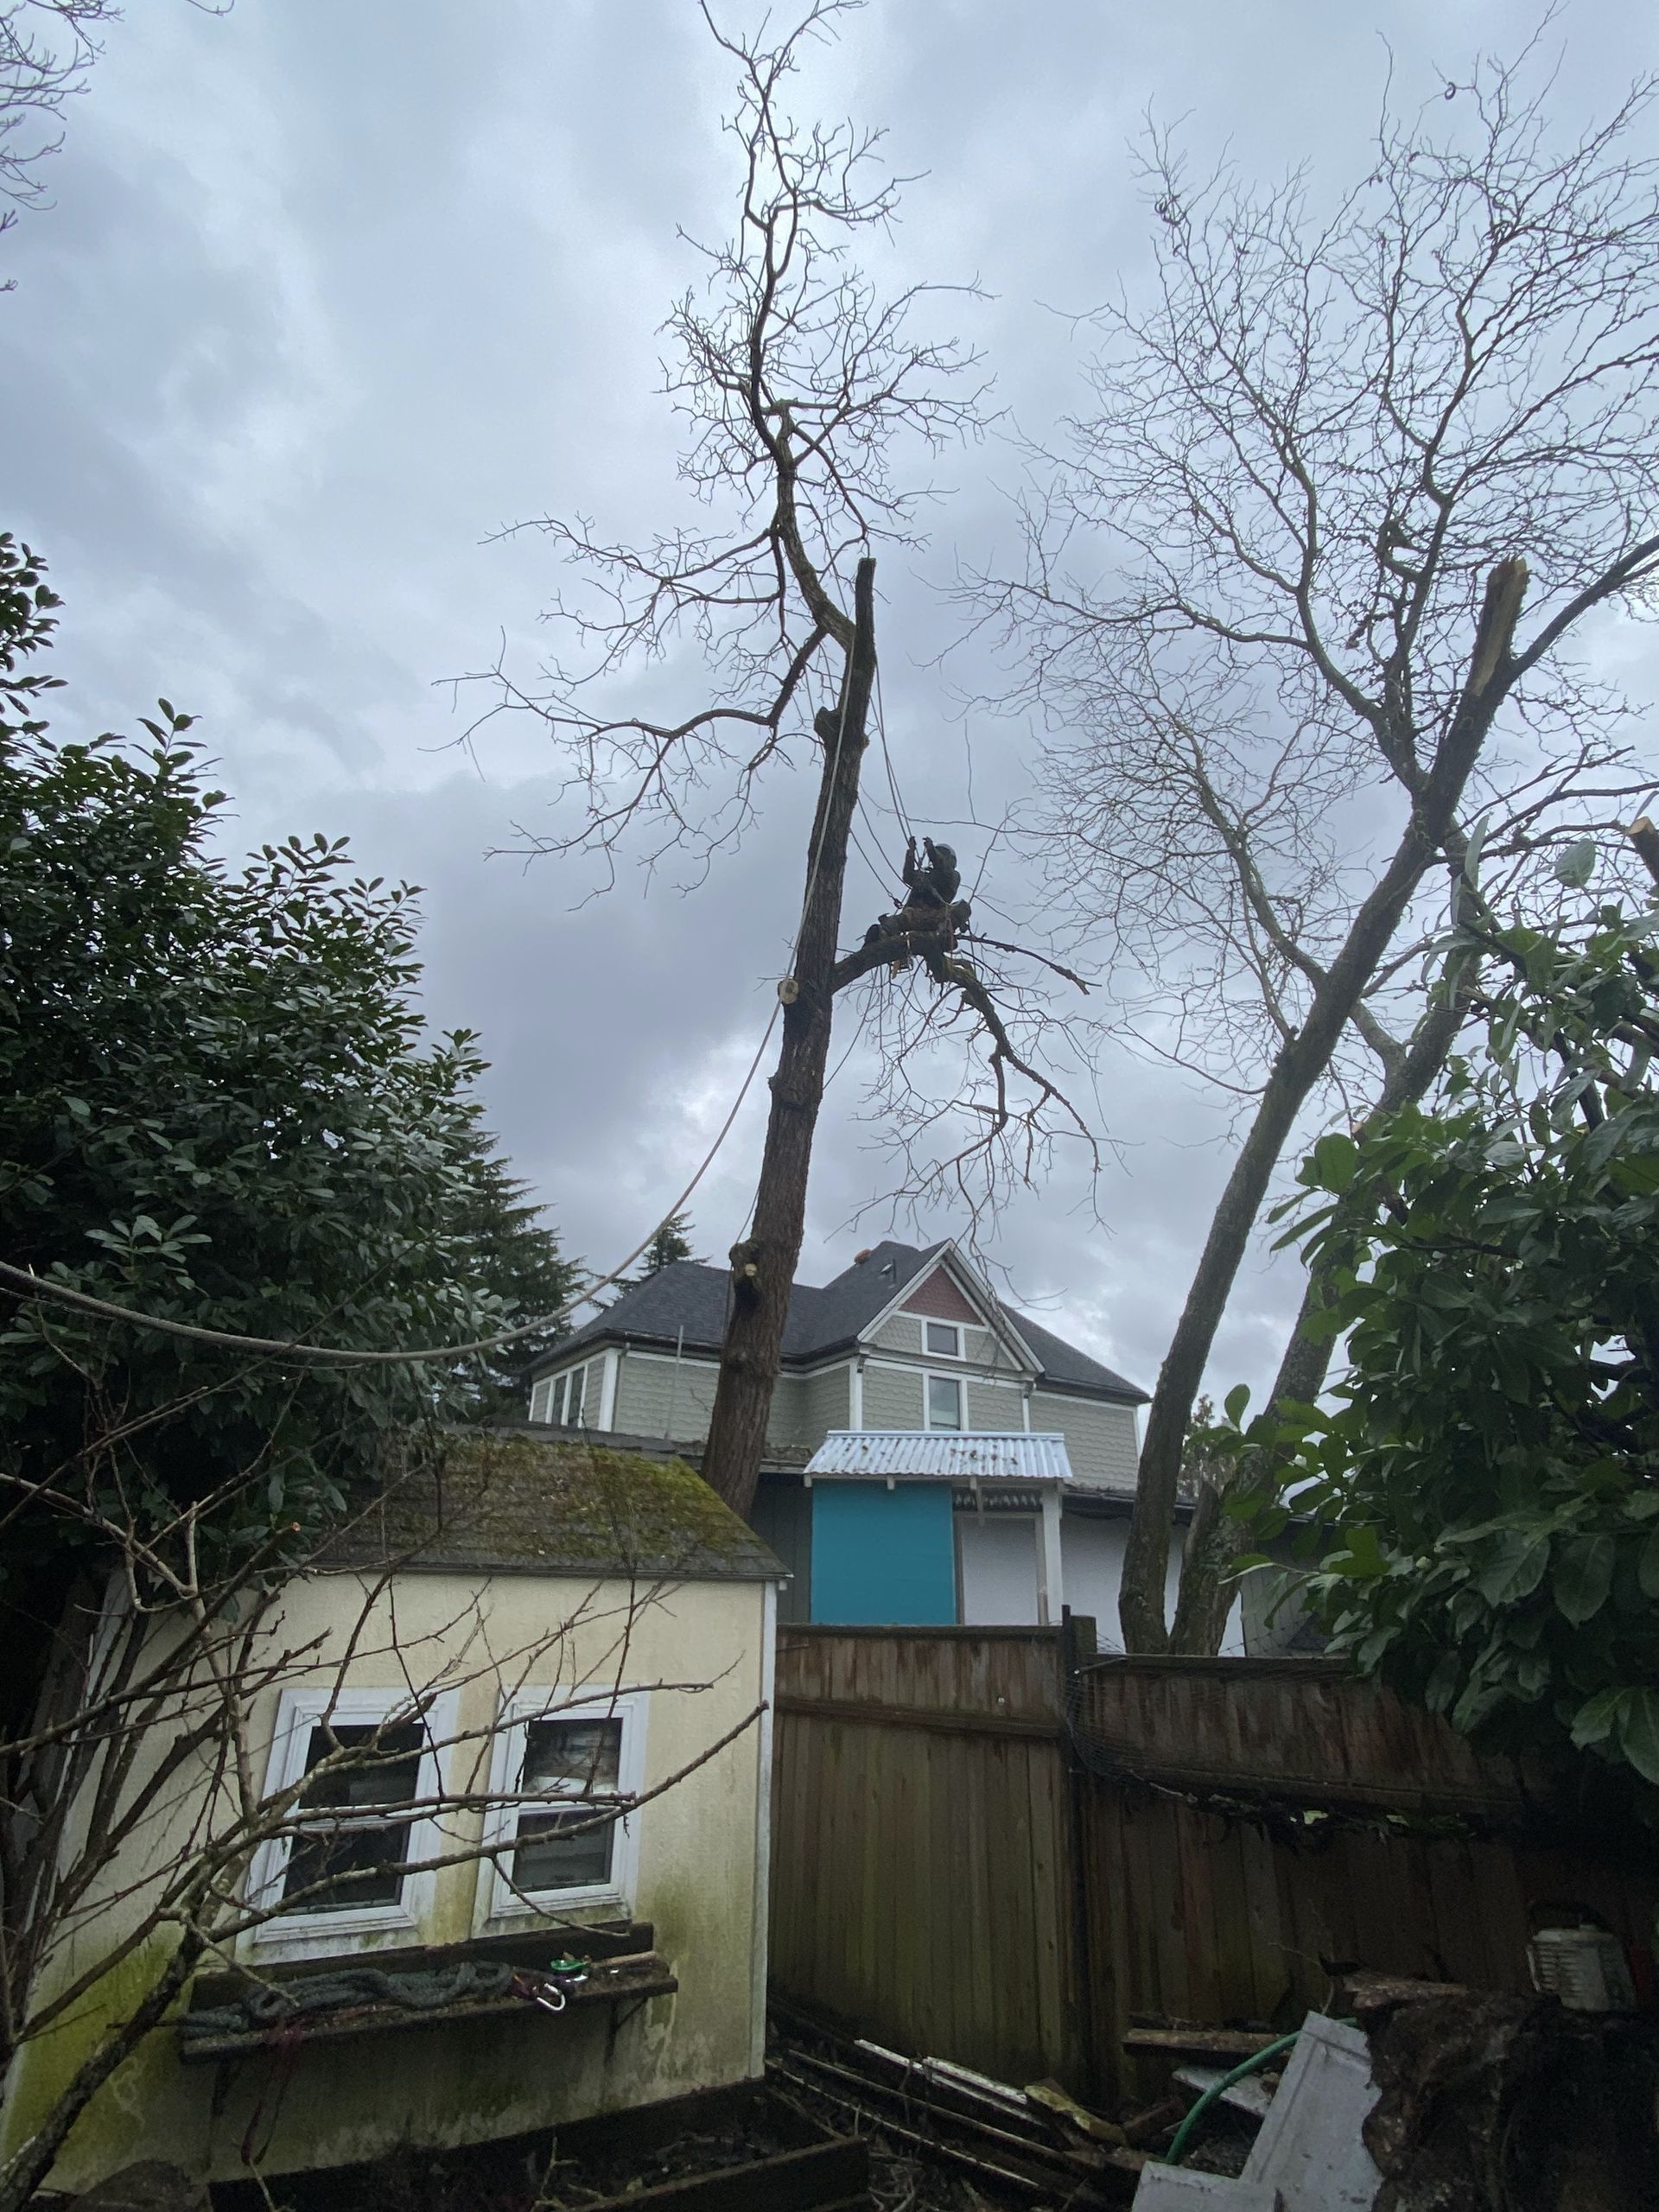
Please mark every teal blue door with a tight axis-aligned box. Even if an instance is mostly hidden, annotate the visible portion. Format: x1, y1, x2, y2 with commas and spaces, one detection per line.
809, 1481, 957, 1624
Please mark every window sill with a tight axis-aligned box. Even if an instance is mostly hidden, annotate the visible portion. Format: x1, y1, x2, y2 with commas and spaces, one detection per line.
478, 1889, 631, 1935
238, 1904, 422, 1966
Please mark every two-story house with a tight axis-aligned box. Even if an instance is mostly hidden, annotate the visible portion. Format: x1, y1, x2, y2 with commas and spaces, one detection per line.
527, 1240, 1240, 1649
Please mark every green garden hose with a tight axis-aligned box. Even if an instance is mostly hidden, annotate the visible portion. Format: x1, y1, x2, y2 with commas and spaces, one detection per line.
1162, 2031, 1302, 2167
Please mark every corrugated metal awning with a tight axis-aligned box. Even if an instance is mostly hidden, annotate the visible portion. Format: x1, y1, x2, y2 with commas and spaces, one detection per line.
804, 1430, 1074, 1483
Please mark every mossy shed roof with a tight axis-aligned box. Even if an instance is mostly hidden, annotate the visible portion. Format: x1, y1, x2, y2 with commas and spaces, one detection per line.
323, 1433, 785, 1584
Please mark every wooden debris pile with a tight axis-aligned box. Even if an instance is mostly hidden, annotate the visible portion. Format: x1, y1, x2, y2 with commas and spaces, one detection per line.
771, 2013, 1185, 2204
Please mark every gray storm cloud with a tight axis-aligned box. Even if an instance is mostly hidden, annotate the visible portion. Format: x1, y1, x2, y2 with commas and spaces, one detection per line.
6, 0, 1658, 1401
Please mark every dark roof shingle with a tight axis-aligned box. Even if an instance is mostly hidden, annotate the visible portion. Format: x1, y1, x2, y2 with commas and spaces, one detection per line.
547, 1242, 1147, 1403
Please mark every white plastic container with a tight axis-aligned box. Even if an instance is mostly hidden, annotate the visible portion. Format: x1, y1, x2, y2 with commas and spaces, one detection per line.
1527, 1925, 1637, 2012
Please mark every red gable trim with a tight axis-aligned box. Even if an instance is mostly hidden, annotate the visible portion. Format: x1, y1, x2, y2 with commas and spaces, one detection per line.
902, 1268, 981, 1325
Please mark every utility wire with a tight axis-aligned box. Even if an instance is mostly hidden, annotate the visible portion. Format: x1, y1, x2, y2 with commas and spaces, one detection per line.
0, 625, 867, 1376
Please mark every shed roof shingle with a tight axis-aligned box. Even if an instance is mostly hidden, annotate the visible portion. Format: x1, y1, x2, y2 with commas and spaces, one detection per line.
321, 1433, 785, 1583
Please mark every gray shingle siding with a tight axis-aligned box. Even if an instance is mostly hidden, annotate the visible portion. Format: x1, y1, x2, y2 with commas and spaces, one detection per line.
963, 1323, 1017, 1371
967, 1376, 1027, 1429
870, 1313, 923, 1356
861, 1362, 925, 1427
801, 1364, 851, 1450
612, 1351, 806, 1452
1029, 1391, 1139, 1489
761, 1372, 813, 1451
613, 1353, 718, 1442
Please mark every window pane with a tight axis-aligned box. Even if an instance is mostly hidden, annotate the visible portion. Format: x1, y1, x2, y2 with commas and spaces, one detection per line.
283, 1820, 414, 1910
522, 1717, 621, 1794
569, 1366, 586, 1423
927, 1375, 963, 1430
509, 1717, 624, 1896
278, 1721, 423, 1915
512, 1808, 615, 1892
296, 1722, 423, 1809
925, 1321, 959, 1357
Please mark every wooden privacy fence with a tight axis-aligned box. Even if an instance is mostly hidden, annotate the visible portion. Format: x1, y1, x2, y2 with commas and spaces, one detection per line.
768, 1626, 1658, 2107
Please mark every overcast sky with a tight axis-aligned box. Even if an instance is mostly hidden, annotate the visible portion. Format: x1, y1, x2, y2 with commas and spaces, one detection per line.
7, 0, 1659, 1402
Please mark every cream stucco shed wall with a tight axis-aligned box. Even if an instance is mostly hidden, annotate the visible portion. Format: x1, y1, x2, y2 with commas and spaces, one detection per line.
3, 1515, 779, 2190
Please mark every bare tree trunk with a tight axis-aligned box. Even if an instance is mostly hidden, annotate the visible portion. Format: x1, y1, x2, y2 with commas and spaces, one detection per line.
702, 558, 877, 1516
1120, 562, 1529, 1651
1166, 986, 1471, 1653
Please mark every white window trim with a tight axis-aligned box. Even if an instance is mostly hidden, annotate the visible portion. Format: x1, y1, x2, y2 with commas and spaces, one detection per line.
596, 1346, 620, 1430
243, 1686, 458, 1961
543, 1362, 589, 1427
922, 1319, 965, 1361
925, 1370, 966, 1432
475, 1689, 649, 1930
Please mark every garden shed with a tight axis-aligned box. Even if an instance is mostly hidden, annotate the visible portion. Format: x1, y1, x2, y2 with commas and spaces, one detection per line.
1, 1433, 785, 2195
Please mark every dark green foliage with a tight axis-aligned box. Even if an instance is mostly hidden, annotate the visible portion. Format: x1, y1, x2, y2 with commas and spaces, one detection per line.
1235, 861, 1659, 1802
456, 1154, 578, 1414
0, 539, 575, 1586
632, 1210, 699, 1281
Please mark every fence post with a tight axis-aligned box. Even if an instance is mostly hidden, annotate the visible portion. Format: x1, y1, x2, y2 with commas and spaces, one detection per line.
1060, 1609, 1102, 2101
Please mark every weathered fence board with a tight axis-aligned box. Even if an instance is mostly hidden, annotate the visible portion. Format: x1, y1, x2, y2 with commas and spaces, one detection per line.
771, 1630, 1080, 2088
1069, 1654, 1542, 1815
768, 1630, 1659, 2107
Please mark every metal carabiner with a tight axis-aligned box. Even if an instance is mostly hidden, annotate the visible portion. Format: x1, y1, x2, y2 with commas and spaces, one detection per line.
512, 1969, 569, 2015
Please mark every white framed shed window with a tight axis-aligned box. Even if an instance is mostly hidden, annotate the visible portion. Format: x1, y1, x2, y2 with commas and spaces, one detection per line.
528, 1376, 554, 1422
478, 1690, 648, 1925
924, 1320, 964, 1360
245, 1688, 456, 1953
926, 1373, 964, 1431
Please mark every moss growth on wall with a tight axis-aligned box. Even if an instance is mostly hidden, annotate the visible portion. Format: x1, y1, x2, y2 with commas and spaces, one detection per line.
0, 1934, 187, 2187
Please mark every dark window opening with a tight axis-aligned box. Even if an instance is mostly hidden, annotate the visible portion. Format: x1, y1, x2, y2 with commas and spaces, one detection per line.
280, 1721, 423, 1914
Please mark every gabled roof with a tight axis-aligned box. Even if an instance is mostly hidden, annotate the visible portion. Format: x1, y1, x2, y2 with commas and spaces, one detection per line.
320, 1433, 785, 1583
543, 1240, 1147, 1405
806, 1430, 1075, 1482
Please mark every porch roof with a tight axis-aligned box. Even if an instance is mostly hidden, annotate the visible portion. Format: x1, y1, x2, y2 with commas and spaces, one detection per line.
804, 1429, 1074, 1483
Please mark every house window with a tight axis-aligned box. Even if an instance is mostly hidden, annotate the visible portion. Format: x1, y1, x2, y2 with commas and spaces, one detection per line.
926, 1373, 964, 1431
924, 1320, 963, 1360
528, 1376, 553, 1422
480, 1692, 648, 1923
248, 1688, 455, 1947
550, 1364, 588, 1426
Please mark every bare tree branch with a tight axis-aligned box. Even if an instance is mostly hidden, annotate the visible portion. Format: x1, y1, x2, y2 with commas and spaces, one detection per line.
968, 38, 1659, 1647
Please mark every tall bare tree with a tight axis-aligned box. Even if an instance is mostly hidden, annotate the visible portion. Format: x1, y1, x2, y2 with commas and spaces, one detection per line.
973, 35, 1659, 1648
469, 3, 1090, 1517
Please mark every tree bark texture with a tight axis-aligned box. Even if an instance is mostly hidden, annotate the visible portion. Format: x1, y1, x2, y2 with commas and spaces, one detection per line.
702, 558, 877, 1517
1166, 985, 1471, 1654
1120, 562, 1529, 1652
